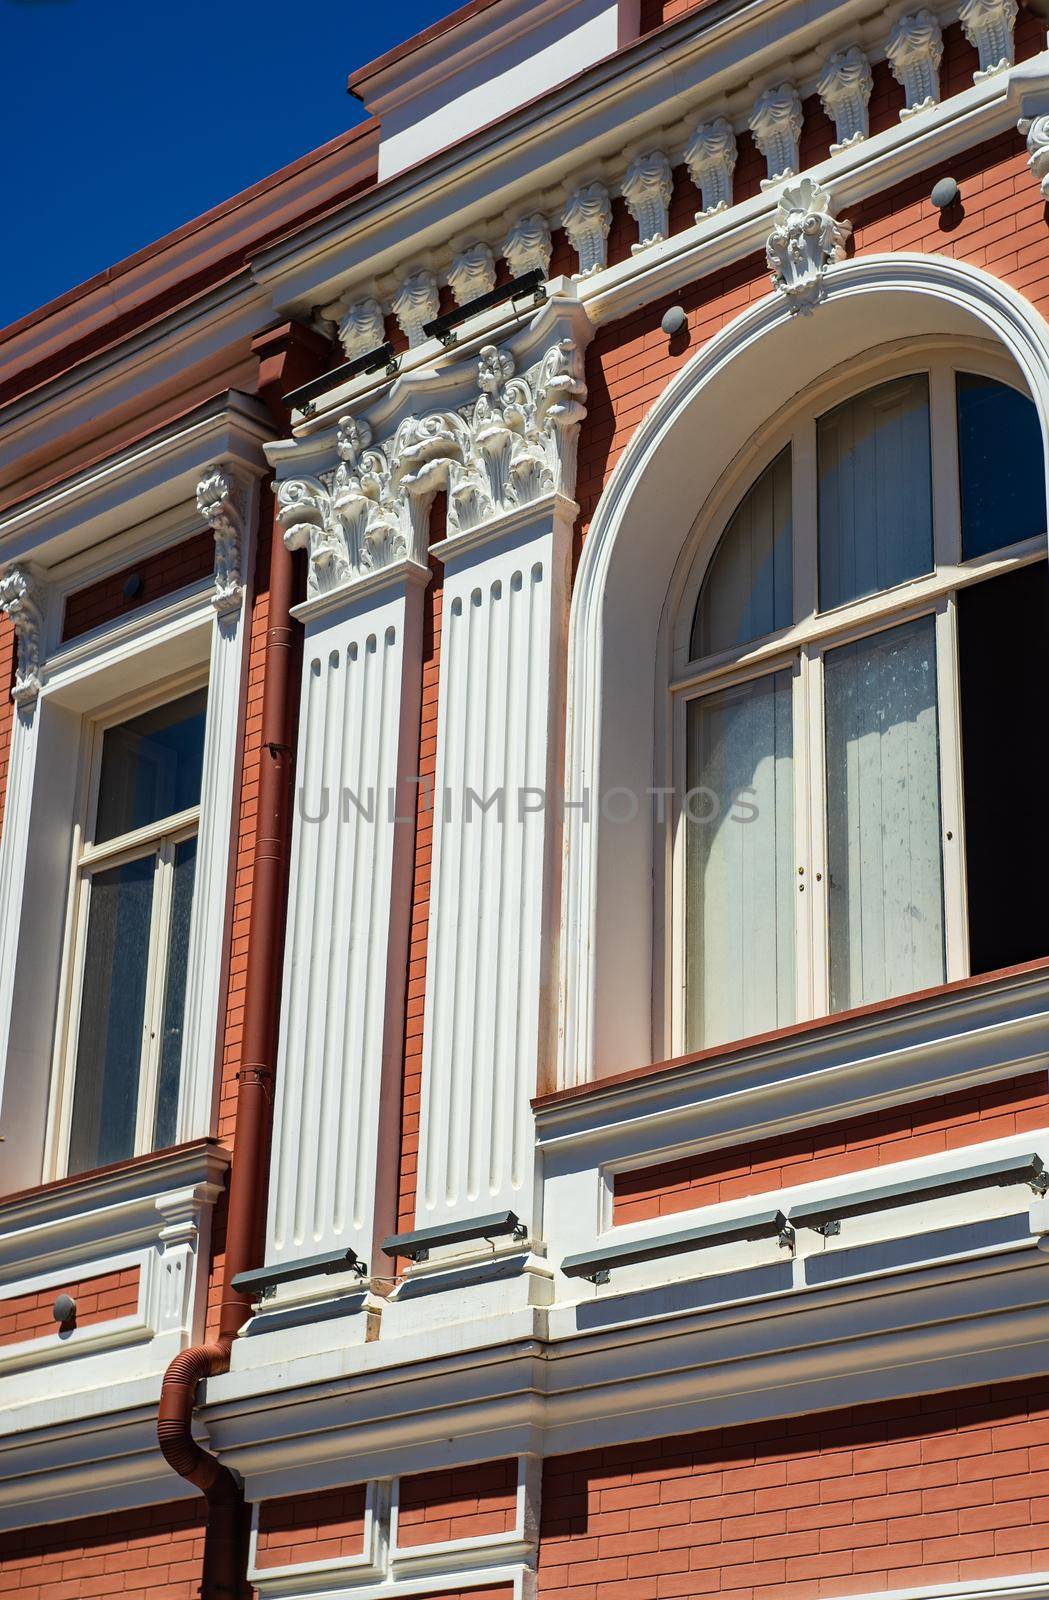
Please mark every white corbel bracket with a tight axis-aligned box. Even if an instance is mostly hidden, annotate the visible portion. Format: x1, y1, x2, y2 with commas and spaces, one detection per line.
196, 464, 246, 617
0, 564, 46, 707
766, 178, 851, 314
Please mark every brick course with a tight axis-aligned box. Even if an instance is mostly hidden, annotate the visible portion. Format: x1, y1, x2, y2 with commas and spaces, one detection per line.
397, 1460, 518, 1547
538, 1380, 1049, 1599
61, 530, 215, 641
0, 1265, 140, 1347
614, 1072, 1049, 1224
255, 1485, 367, 1569
0, 1501, 205, 1600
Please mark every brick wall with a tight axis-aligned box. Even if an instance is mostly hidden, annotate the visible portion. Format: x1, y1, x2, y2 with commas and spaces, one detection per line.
538, 1379, 1049, 1599
0, 1265, 139, 1347
614, 1071, 1049, 1224
397, 1460, 518, 1547
255, 1485, 367, 1569
0, 1501, 205, 1600
61, 530, 215, 641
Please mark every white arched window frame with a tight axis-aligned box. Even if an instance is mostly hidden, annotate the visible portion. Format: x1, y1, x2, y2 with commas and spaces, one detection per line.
664, 336, 1048, 1056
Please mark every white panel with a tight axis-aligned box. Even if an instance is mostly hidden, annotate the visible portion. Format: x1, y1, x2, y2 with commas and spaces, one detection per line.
266, 569, 425, 1278
417, 509, 571, 1230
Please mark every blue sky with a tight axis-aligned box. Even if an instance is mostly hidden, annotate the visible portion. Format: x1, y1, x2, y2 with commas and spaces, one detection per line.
1, 0, 454, 328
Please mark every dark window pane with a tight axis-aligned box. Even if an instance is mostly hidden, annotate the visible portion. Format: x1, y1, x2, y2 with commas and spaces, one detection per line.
67, 854, 155, 1175
958, 561, 1049, 973
818, 374, 933, 609
691, 447, 793, 659
152, 837, 198, 1150
957, 373, 1047, 560
95, 689, 207, 843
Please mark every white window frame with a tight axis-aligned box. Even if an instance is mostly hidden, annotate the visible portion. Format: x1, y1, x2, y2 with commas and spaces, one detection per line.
668, 339, 1048, 1054
50, 668, 209, 1176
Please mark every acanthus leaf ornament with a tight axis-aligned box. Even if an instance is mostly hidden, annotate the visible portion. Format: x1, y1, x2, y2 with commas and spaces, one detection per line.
1020, 114, 1049, 201
959, 0, 1017, 79
622, 151, 673, 251
337, 298, 386, 360
392, 269, 440, 347
448, 243, 497, 306
502, 214, 553, 280
562, 183, 613, 276
817, 46, 873, 152
886, 10, 944, 117
766, 178, 851, 314
0, 564, 46, 707
750, 84, 804, 189
684, 118, 737, 218
196, 465, 245, 616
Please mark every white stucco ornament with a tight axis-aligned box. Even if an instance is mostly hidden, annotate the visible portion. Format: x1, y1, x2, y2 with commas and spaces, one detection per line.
766, 178, 851, 313
818, 46, 873, 151
448, 242, 497, 306
684, 118, 737, 217
622, 151, 673, 251
562, 183, 613, 276
0, 564, 46, 706
196, 465, 245, 616
886, 10, 944, 117
392, 269, 440, 347
503, 214, 553, 280
1020, 115, 1049, 200
337, 298, 386, 359
959, 0, 1018, 79
750, 84, 804, 189
279, 333, 588, 600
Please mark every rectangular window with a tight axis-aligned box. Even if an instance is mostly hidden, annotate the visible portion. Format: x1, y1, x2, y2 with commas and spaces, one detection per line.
685, 670, 795, 1050
824, 616, 945, 1012
64, 687, 206, 1176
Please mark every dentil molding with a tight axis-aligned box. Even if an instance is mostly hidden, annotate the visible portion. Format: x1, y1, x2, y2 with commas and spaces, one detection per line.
277, 295, 592, 605
196, 464, 246, 616
0, 565, 46, 707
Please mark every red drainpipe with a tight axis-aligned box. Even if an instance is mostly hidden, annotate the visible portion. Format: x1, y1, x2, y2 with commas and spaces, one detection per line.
157, 322, 333, 1600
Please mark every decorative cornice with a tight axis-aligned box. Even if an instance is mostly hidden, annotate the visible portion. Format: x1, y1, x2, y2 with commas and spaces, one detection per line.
278, 319, 589, 602
622, 150, 673, 251
749, 83, 804, 189
959, 0, 1018, 81
1020, 113, 1049, 198
195, 465, 246, 616
0, 565, 45, 707
886, 10, 944, 118
502, 213, 553, 279
818, 46, 874, 152
684, 118, 737, 217
338, 297, 386, 359
562, 182, 613, 276
765, 177, 851, 313
392, 269, 440, 347
448, 242, 497, 305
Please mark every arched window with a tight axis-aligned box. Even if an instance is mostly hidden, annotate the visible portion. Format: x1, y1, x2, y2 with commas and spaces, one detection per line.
676, 352, 1049, 1053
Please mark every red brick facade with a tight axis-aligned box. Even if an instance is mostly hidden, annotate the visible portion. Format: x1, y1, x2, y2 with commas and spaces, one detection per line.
0, 1503, 206, 1600
0, 1266, 139, 1347
538, 1381, 1049, 1599
397, 1460, 518, 1546
255, 1486, 367, 1569
60, 531, 216, 642
614, 1072, 1049, 1224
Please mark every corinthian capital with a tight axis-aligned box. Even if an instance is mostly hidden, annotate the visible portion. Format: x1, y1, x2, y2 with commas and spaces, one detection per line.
749, 84, 803, 189
196, 465, 246, 617
0, 564, 46, 707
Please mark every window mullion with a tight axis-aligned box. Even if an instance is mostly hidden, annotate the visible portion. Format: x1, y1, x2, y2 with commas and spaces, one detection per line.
936, 596, 970, 980
804, 643, 831, 1020
930, 358, 962, 568
792, 420, 818, 622
135, 844, 173, 1156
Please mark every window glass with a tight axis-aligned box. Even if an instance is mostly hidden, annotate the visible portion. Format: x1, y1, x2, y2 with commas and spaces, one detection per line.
957, 373, 1047, 560
824, 616, 945, 1012
958, 561, 1049, 973
152, 837, 198, 1149
67, 855, 155, 1175
95, 688, 207, 843
818, 374, 933, 609
691, 447, 793, 659
685, 671, 795, 1050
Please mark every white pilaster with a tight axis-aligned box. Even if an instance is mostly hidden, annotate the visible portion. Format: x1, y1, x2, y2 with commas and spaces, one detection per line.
264, 560, 427, 1294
